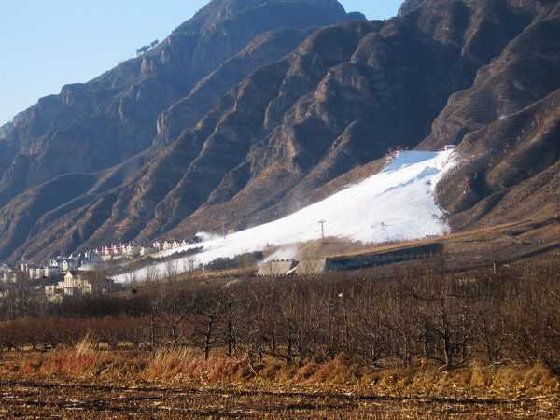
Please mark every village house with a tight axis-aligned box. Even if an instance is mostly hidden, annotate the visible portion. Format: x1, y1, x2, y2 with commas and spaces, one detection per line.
0, 265, 17, 284
150, 240, 186, 252
79, 260, 102, 272
140, 246, 157, 257
44, 265, 62, 277
15, 260, 63, 281
45, 271, 115, 303
79, 252, 105, 271
62, 258, 80, 272
95, 243, 138, 260
28, 267, 47, 280
124, 244, 142, 259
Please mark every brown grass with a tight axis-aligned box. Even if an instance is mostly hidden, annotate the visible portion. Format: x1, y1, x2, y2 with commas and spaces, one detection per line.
39, 334, 112, 379
4, 338, 559, 401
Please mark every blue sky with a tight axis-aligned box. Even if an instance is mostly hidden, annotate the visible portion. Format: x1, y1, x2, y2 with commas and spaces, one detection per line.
0, 0, 402, 125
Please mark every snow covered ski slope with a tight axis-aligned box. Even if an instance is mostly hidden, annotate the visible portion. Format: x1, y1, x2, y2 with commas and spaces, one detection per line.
114, 150, 457, 282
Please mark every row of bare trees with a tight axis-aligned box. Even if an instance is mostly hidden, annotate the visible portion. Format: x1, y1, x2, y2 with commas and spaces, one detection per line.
1, 260, 559, 371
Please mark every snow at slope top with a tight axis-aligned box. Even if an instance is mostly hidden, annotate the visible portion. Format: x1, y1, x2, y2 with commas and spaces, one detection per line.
114, 149, 457, 283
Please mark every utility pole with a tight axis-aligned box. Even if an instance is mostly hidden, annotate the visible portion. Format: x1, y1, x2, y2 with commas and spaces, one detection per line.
318, 220, 327, 242
553, 185, 560, 222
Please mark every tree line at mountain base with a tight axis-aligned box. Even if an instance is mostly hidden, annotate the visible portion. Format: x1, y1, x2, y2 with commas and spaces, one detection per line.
1, 258, 559, 378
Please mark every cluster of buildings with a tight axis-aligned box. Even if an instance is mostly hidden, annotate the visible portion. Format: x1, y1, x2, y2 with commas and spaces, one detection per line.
16, 238, 193, 278
1, 237, 201, 303
93, 240, 194, 261
1, 253, 116, 304
152, 240, 192, 252
96, 244, 152, 260
18, 251, 104, 280
45, 271, 116, 304
7, 237, 201, 282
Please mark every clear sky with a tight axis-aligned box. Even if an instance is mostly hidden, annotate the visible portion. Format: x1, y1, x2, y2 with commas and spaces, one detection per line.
0, 0, 402, 125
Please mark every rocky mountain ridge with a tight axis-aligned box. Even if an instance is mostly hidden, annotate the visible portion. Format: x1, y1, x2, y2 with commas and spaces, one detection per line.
0, 0, 358, 204
0, 0, 361, 260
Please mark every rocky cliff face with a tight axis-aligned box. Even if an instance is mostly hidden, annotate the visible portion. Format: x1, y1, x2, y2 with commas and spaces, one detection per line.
0, 0, 357, 205
0, 0, 360, 260
427, 0, 560, 229
0, 0, 558, 262
399, 0, 426, 16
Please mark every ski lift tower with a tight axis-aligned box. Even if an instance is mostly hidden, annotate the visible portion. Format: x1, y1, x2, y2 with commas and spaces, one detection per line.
370, 222, 388, 243
318, 220, 327, 242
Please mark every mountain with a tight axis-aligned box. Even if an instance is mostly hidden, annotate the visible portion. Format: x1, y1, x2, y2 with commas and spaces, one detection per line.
422, 0, 560, 230
0, 0, 362, 261
0, 0, 559, 263
0, 0, 360, 203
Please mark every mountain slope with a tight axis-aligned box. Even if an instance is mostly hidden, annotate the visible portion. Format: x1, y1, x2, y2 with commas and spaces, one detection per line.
0, 0, 361, 261
423, 0, 560, 229
116, 0, 541, 243
0, 0, 357, 204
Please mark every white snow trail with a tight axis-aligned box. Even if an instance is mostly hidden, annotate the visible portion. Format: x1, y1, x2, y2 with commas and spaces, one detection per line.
113, 149, 456, 283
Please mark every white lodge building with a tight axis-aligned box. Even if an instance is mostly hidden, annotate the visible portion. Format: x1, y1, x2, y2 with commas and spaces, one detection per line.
45, 271, 114, 302
62, 271, 92, 296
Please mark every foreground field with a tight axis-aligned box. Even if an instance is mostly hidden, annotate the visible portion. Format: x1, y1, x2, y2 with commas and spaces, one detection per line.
1, 259, 559, 417
1, 347, 559, 419
1, 380, 559, 419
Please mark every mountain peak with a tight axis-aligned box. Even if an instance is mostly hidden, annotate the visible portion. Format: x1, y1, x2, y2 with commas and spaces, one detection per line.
398, 0, 424, 16
175, 0, 350, 34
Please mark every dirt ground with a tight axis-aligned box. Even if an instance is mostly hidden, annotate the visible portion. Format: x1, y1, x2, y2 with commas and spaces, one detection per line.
1, 380, 559, 419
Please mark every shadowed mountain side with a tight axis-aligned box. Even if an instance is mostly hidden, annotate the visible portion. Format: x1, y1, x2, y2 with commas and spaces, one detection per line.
154, 29, 314, 145
0, 175, 97, 260
424, 1, 560, 229
437, 88, 560, 230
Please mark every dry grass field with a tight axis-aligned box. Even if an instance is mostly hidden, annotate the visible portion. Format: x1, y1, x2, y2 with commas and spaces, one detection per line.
1, 342, 559, 418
